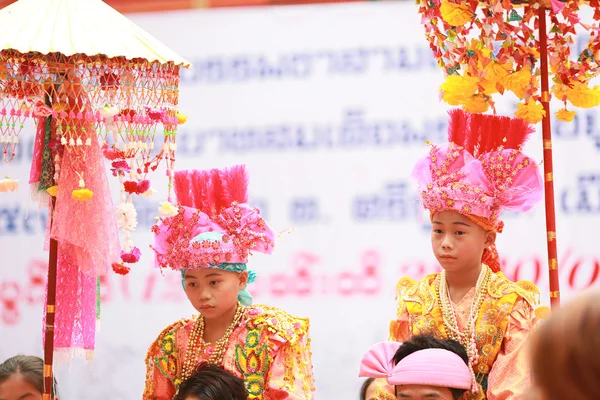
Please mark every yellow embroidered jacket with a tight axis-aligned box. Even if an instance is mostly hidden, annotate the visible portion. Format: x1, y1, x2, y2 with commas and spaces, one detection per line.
143, 304, 315, 399
375, 267, 547, 400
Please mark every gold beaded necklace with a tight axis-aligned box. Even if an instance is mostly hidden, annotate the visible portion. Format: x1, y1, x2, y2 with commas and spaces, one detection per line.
436, 264, 491, 394
181, 302, 245, 382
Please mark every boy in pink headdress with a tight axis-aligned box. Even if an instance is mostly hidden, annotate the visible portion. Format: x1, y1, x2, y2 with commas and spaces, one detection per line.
143, 165, 315, 400
360, 335, 472, 400
376, 110, 547, 400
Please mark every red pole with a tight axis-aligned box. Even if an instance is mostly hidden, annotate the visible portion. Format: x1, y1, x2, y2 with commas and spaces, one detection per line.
537, 6, 561, 309
43, 198, 58, 400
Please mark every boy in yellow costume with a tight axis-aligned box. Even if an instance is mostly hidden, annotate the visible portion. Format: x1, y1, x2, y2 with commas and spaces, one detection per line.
376, 110, 546, 400
143, 165, 315, 399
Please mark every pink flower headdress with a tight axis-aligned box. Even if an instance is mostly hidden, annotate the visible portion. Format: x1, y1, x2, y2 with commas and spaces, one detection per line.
359, 341, 472, 390
151, 165, 275, 271
413, 109, 543, 271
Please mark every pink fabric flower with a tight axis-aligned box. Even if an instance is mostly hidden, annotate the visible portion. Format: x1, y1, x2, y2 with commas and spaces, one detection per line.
120, 247, 141, 264
147, 108, 165, 122
102, 144, 124, 161
111, 160, 130, 177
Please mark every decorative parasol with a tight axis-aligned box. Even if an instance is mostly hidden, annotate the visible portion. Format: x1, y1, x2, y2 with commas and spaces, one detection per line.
0, 0, 190, 397
416, 0, 600, 309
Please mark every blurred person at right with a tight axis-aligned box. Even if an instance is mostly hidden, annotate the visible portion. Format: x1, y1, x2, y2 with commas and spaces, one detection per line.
530, 288, 600, 400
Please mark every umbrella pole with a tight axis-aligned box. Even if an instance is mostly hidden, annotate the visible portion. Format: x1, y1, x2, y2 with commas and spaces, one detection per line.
538, 6, 561, 309
43, 197, 58, 400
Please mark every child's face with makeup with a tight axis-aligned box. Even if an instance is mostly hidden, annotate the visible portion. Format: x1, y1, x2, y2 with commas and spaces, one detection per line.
431, 211, 495, 273
182, 269, 247, 320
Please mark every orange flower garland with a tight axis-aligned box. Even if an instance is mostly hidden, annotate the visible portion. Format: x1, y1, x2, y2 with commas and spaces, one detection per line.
418, 0, 600, 122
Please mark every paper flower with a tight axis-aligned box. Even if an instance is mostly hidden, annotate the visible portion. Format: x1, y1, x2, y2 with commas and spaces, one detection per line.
483, 62, 511, 83
102, 143, 124, 161
47, 185, 59, 197
0, 178, 19, 192
121, 247, 141, 264
462, 94, 490, 113
147, 108, 166, 122
158, 201, 179, 218
500, 68, 532, 99
555, 108, 576, 122
565, 83, 600, 109
72, 188, 94, 202
123, 181, 139, 195
440, 75, 478, 106
111, 160, 131, 177
123, 179, 151, 195
112, 262, 130, 275
439, 1, 474, 26
515, 99, 546, 124
115, 202, 138, 230
136, 179, 150, 194
177, 111, 188, 125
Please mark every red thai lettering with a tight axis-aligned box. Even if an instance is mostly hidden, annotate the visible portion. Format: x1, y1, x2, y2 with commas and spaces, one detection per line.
0, 281, 20, 325
25, 259, 47, 305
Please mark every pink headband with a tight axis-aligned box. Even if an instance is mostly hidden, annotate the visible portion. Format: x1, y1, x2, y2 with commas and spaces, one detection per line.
359, 342, 472, 390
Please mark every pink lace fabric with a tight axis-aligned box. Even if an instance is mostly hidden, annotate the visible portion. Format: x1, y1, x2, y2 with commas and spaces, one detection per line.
45, 115, 120, 359
29, 117, 44, 185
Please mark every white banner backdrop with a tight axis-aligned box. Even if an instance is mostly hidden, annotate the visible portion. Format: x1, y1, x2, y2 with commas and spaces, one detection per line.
1, 2, 600, 399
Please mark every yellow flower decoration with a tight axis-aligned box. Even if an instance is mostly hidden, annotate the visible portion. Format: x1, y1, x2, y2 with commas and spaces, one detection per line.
439, 1, 474, 26
515, 98, 545, 124
484, 61, 511, 83
501, 68, 532, 99
177, 112, 188, 125
462, 94, 490, 113
552, 83, 569, 101
47, 185, 59, 197
72, 188, 94, 202
566, 82, 600, 108
555, 108, 576, 122
440, 75, 478, 105
158, 201, 179, 218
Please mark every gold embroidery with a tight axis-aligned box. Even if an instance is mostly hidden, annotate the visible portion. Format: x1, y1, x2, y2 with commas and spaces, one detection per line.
487, 271, 540, 307
395, 270, 536, 380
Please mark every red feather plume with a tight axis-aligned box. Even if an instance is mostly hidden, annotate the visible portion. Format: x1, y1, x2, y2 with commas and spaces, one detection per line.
173, 171, 193, 207
190, 170, 212, 212
223, 165, 249, 204
447, 109, 534, 156
210, 169, 227, 213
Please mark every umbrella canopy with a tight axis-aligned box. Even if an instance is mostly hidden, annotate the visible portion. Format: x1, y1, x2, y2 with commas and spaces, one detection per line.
0, 0, 191, 381
0, 0, 190, 66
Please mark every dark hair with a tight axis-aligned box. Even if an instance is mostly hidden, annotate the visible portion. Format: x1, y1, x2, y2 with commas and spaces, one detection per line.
391, 335, 469, 400
359, 377, 375, 400
0, 355, 58, 398
174, 362, 247, 400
